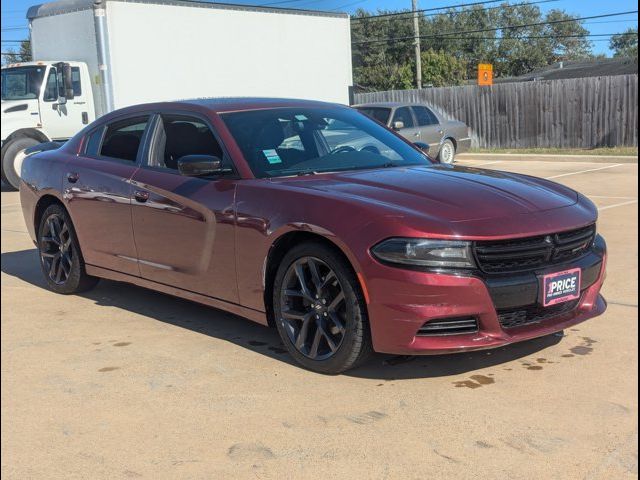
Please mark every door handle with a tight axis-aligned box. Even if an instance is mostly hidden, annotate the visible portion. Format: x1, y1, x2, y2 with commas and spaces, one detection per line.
414, 132, 420, 137
438, 130, 444, 135
134, 190, 150, 203
67, 172, 79, 183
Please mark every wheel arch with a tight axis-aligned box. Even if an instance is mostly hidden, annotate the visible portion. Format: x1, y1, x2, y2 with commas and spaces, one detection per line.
33, 194, 66, 236
2, 128, 50, 148
263, 230, 367, 328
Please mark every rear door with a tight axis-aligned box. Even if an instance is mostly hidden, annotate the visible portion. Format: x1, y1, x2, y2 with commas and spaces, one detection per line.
412, 106, 444, 152
129, 112, 239, 303
64, 114, 152, 276
391, 106, 421, 142
39, 65, 91, 140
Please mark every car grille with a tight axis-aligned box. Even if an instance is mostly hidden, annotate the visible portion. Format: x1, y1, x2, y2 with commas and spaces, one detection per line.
417, 317, 479, 336
497, 299, 580, 329
474, 225, 596, 274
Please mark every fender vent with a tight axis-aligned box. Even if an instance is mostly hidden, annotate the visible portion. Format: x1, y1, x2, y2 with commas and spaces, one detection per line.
417, 317, 479, 336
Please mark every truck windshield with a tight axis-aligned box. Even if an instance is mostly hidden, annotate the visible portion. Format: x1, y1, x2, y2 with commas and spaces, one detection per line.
222, 107, 432, 178
1, 66, 46, 101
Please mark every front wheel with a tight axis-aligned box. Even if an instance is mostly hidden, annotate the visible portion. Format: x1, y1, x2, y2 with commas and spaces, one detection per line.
437, 139, 456, 164
273, 242, 372, 374
38, 204, 99, 294
1, 137, 40, 190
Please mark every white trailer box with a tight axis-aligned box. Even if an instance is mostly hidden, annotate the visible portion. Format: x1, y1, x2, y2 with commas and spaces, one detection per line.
27, 0, 353, 116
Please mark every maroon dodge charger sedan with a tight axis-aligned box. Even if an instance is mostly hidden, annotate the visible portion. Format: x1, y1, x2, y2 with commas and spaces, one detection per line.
19, 98, 607, 373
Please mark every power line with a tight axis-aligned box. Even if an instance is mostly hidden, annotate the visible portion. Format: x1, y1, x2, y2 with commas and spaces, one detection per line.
353, 10, 639, 44
351, 0, 523, 21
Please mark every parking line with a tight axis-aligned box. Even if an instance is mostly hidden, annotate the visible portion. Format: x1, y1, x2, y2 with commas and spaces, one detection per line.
545, 164, 624, 180
468, 160, 503, 167
589, 195, 638, 200
598, 199, 638, 212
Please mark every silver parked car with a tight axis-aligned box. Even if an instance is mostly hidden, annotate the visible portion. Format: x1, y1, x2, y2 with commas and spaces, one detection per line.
353, 102, 471, 163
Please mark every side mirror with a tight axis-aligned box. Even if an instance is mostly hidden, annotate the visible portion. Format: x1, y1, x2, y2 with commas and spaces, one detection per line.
54, 62, 74, 103
392, 121, 404, 131
177, 155, 233, 177
414, 141, 431, 154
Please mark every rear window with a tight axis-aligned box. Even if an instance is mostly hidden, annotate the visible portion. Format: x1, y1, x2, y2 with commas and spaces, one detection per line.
412, 106, 440, 126
356, 107, 391, 125
99, 116, 149, 162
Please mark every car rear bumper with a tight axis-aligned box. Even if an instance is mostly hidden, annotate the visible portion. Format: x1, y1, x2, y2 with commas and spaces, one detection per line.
455, 137, 472, 154
364, 236, 607, 355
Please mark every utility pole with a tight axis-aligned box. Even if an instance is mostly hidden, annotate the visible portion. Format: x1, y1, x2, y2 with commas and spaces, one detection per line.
412, 0, 422, 89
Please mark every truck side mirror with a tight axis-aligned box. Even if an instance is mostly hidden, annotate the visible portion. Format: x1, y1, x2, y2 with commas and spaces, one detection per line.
54, 62, 75, 103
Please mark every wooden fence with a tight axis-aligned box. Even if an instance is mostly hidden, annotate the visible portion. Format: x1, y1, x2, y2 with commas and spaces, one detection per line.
354, 74, 638, 149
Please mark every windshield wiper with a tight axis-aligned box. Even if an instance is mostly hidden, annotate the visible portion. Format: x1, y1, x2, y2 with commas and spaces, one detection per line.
381, 162, 399, 168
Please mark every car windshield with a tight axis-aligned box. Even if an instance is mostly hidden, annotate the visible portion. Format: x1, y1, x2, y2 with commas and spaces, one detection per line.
221, 107, 431, 178
1, 66, 46, 101
355, 107, 391, 125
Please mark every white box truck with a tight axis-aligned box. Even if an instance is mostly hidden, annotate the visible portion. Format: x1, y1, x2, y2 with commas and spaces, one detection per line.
0, 0, 353, 189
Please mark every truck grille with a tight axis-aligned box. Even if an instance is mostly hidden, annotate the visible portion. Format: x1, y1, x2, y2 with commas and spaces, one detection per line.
474, 225, 596, 274
417, 317, 479, 336
498, 299, 580, 329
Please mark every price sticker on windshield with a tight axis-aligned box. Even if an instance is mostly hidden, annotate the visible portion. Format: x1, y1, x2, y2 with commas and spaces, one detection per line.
263, 149, 282, 164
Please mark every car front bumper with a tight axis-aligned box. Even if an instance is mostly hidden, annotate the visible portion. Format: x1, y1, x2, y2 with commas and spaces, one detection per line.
364, 236, 607, 355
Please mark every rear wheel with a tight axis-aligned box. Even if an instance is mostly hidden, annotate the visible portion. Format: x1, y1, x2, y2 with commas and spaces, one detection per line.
273, 242, 372, 374
37, 204, 99, 294
437, 139, 456, 164
1, 136, 40, 190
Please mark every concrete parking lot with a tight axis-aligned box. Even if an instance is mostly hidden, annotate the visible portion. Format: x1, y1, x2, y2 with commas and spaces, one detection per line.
1, 159, 637, 479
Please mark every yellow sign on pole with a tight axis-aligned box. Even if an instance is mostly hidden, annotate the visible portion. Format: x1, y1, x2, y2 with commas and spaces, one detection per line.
478, 63, 493, 86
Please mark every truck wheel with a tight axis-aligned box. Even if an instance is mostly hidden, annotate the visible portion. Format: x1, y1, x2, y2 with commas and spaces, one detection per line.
1, 137, 40, 190
437, 139, 456, 164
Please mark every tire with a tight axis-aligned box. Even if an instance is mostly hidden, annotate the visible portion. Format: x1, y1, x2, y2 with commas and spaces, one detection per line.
1, 136, 40, 190
37, 203, 99, 294
272, 241, 372, 374
437, 138, 456, 164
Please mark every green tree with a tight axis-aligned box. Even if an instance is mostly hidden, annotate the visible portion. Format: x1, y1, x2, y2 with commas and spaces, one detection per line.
2, 40, 32, 66
420, 49, 467, 86
609, 28, 638, 58
544, 10, 592, 62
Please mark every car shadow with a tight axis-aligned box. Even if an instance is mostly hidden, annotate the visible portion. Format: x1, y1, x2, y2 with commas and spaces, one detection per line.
2, 248, 563, 380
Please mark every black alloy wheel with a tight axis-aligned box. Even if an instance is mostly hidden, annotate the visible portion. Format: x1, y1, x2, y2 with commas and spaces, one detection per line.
37, 204, 98, 294
40, 212, 74, 285
280, 256, 347, 360
273, 242, 372, 374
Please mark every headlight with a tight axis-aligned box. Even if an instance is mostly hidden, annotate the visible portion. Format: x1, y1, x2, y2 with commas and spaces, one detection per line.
371, 238, 476, 269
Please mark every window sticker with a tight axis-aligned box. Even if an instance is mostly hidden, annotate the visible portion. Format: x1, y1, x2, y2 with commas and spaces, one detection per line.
263, 149, 282, 164
295, 114, 308, 121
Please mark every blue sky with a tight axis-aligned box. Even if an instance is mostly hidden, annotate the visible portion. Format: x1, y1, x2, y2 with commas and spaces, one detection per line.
2, 0, 637, 56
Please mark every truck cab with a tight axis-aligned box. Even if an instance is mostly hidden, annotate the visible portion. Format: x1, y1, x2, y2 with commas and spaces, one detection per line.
1, 61, 95, 189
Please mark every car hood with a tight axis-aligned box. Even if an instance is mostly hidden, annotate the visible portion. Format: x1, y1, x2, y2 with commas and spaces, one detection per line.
280, 165, 579, 223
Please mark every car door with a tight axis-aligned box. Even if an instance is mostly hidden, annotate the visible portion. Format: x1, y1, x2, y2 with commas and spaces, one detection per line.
39, 65, 91, 140
390, 106, 421, 142
129, 112, 239, 303
412, 106, 444, 154
64, 114, 153, 276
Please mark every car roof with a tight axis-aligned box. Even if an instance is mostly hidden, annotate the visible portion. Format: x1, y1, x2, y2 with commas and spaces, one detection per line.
353, 102, 424, 109
101, 97, 347, 119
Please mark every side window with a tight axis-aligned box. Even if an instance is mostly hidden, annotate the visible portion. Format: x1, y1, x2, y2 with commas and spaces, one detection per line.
43, 68, 58, 101
150, 114, 224, 170
392, 107, 414, 128
84, 127, 105, 156
413, 106, 439, 126
71, 67, 82, 96
99, 116, 149, 162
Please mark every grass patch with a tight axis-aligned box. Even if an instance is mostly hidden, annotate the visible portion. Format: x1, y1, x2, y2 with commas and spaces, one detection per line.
467, 147, 638, 156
